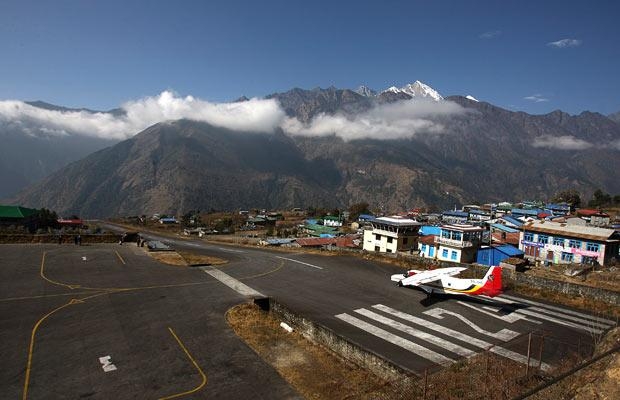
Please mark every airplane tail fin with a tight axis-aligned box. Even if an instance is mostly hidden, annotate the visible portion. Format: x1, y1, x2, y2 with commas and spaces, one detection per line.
480, 266, 503, 297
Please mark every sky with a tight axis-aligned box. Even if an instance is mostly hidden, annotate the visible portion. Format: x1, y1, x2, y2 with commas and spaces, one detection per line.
1, 0, 619, 115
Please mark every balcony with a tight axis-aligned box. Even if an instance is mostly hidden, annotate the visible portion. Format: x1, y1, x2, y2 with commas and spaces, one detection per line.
435, 236, 474, 248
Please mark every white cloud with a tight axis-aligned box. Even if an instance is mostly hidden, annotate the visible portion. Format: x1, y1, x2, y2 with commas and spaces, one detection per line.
0, 90, 467, 142
0, 91, 286, 140
282, 99, 467, 141
532, 135, 593, 150
524, 94, 549, 103
479, 30, 501, 39
547, 38, 582, 48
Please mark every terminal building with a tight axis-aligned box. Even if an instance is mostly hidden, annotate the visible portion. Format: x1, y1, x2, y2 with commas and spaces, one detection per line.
362, 216, 421, 254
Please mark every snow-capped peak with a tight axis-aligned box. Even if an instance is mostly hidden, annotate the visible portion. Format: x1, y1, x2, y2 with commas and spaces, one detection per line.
465, 95, 479, 102
355, 85, 377, 97
380, 81, 443, 101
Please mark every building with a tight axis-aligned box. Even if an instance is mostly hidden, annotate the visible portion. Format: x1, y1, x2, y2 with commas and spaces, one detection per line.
435, 224, 485, 263
418, 235, 438, 258
576, 209, 611, 227
468, 209, 492, 222
0, 205, 39, 231
476, 245, 524, 266
441, 210, 469, 224
322, 216, 343, 227
519, 221, 620, 267
57, 218, 84, 229
544, 203, 571, 216
362, 216, 421, 253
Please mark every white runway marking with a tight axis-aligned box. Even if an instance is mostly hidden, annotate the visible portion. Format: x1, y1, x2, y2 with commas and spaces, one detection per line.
275, 256, 323, 270
217, 247, 246, 253
336, 313, 455, 366
99, 356, 117, 372
203, 268, 264, 297
424, 308, 520, 341
456, 301, 539, 324
372, 304, 551, 371
354, 308, 476, 358
498, 294, 616, 326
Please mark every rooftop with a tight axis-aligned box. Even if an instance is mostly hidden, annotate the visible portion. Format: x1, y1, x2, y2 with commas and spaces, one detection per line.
0, 205, 38, 219
441, 224, 486, 232
523, 221, 617, 241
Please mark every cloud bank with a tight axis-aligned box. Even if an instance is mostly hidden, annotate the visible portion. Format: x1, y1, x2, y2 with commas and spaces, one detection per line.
0, 90, 467, 142
479, 30, 501, 39
0, 91, 285, 140
282, 99, 466, 140
547, 38, 582, 48
532, 135, 593, 150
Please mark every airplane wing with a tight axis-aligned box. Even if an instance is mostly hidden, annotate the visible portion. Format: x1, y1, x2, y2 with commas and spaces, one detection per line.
400, 267, 467, 286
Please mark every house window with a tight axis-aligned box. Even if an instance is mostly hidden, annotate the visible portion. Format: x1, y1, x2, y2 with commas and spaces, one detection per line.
403, 237, 408, 245
561, 252, 574, 262
387, 237, 393, 244
442, 249, 448, 258
524, 232, 534, 241
553, 237, 564, 246
375, 234, 381, 241
537, 235, 548, 244
568, 240, 582, 249
451, 250, 457, 260
586, 242, 600, 252
421, 244, 426, 252
375, 246, 380, 252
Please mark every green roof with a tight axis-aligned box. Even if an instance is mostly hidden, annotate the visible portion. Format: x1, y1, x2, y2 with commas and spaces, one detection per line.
0, 205, 39, 219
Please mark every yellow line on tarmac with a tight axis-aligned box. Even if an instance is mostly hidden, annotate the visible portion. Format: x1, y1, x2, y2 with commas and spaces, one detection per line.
115, 251, 126, 265
239, 260, 285, 280
159, 327, 207, 400
21, 291, 109, 400
0, 291, 98, 303
39, 251, 81, 290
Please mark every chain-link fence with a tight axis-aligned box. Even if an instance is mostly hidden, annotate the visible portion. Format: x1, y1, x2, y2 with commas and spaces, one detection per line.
360, 330, 599, 400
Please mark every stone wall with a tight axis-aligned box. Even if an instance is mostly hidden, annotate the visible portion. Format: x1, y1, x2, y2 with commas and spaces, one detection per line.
269, 298, 414, 382
0, 233, 120, 244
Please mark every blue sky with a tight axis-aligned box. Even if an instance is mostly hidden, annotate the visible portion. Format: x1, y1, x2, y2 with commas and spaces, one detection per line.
1, 0, 619, 115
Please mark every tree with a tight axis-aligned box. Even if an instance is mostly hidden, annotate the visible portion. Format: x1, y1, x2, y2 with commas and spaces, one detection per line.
551, 189, 581, 209
348, 202, 370, 221
588, 189, 612, 208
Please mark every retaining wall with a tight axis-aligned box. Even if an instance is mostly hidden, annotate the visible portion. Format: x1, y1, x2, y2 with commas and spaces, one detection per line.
268, 298, 414, 382
0, 233, 120, 244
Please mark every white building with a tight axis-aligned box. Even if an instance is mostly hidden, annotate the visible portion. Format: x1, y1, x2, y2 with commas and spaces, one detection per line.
435, 224, 485, 263
362, 216, 421, 254
519, 221, 619, 267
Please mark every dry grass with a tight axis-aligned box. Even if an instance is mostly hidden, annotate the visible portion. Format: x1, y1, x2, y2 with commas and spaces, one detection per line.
226, 303, 407, 399
147, 250, 227, 267
528, 328, 620, 400
147, 251, 188, 266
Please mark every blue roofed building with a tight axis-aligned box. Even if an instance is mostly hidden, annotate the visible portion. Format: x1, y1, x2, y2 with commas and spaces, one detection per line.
476, 245, 524, 266
500, 215, 524, 228
511, 208, 542, 218
545, 203, 571, 216
441, 210, 469, 224
419, 225, 441, 236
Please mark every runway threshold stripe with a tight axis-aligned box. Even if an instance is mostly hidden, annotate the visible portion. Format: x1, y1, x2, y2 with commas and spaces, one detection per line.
372, 304, 551, 372
498, 294, 616, 326
513, 308, 604, 335
275, 256, 323, 270
353, 308, 476, 358
335, 313, 454, 366
202, 268, 264, 297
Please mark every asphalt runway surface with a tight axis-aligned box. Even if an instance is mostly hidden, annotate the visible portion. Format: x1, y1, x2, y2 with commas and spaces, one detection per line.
2, 229, 617, 399
0, 244, 300, 400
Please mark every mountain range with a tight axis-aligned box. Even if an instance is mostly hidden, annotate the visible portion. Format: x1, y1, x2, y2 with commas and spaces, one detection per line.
4, 83, 620, 217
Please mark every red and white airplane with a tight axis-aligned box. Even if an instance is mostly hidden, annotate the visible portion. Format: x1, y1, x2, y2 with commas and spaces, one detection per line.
390, 266, 503, 298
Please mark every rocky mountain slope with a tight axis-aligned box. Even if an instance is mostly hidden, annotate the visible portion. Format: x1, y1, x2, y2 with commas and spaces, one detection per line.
8, 85, 620, 217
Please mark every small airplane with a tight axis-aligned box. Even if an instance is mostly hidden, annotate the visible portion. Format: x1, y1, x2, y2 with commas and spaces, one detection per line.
390, 265, 503, 298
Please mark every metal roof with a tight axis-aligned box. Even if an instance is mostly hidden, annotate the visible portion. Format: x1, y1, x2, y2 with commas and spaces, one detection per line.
491, 224, 519, 233
0, 205, 39, 219
523, 221, 617, 241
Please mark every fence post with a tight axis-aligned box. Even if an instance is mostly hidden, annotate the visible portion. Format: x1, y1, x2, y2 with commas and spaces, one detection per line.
525, 332, 532, 377
537, 335, 545, 372
423, 368, 428, 400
